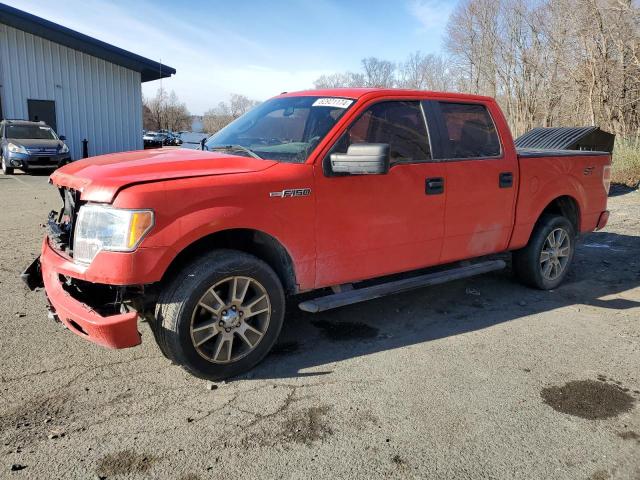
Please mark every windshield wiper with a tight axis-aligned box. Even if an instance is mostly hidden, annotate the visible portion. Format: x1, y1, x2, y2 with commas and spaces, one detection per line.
208, 144, 262, 159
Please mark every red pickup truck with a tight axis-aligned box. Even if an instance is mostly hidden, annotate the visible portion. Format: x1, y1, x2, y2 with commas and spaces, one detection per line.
23, 89, 612, 380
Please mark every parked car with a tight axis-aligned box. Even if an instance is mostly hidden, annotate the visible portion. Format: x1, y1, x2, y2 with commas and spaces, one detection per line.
23, 89, 612, 381
143, 131, 183, 148
1, 119, 71, 174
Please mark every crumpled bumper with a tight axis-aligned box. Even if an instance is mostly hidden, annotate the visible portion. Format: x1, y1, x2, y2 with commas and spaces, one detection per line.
23, 238, 141, 349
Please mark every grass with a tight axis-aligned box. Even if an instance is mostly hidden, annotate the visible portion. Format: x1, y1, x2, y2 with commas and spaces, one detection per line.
612, 137, 640, 188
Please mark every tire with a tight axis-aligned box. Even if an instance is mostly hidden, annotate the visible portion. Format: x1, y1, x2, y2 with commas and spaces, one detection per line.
153, 249, 285, 381
513, 214, 576, 290
1, 153, 13, 175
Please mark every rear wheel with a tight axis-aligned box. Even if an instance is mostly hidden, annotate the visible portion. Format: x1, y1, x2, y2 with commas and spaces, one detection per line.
153, 250, 285, 381
1, 153, 13, 175
513, 215, 576, 290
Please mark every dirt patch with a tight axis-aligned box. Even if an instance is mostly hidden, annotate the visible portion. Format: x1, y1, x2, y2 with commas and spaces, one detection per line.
312, 320, 379, 341
0, 393, 73, 446
280, 405, 333, 445
540, 380, 635, 420
96, 450, 156, 477
589, 470, 610, 480
392, 454, 406, 466
270, 340, 300, 355
179, 474, 202, 480
617, 430, 640, 443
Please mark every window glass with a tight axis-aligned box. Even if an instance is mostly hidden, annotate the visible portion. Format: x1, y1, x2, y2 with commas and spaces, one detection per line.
438, 102, 500, 158
205, 96, 352, 163
6, 125, 58, 140
329, 101, 431, 163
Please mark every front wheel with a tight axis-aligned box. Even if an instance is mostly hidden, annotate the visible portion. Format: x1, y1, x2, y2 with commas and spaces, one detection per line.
1, 153, 14, 175
153, 250, 285, 381
513, 215, 576, 290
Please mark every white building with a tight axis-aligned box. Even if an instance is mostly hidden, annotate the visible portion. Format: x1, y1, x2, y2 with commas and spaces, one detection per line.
0, 4, 175, 160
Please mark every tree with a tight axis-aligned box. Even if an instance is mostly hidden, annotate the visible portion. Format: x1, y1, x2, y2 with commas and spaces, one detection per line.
444, 0, 640, 138
361, 57, 396, 87
398, 52, 452, 91
202, 94, 260, 134
143, 88, 191, 132
142, 104, 156, 131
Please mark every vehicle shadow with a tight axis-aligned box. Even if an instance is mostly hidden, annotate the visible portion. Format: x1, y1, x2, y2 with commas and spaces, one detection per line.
246, 229, 639, 381
609, 184, 638, 197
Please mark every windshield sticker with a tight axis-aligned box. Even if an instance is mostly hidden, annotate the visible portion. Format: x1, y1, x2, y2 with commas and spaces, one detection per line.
312, 98, 353, 109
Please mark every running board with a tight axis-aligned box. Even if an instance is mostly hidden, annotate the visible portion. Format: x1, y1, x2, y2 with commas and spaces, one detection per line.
298, 260, 506, 313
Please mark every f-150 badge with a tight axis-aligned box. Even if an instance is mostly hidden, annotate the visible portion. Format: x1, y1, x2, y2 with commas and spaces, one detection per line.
270, 188, 311, 198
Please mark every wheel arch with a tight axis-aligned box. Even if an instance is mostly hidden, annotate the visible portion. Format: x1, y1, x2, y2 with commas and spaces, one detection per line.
537, 195, 581, 233
162, 228, 298, 294
509, 193, 583, 250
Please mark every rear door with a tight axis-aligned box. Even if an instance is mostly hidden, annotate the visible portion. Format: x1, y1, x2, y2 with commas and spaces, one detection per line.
424, 100, 518, 262
313, 99, 446, 287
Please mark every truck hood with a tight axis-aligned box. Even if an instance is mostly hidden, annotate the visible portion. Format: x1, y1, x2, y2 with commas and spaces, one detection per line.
50, 149, 277, 203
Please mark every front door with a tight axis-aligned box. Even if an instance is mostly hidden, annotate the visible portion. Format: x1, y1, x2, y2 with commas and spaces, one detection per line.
314, 100, 446, 288
27, 99, 57, 132
428, 100, 518, 262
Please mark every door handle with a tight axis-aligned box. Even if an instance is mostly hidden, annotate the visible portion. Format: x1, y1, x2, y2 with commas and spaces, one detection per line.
425, 177, 444, 195
499, 172, 513, 188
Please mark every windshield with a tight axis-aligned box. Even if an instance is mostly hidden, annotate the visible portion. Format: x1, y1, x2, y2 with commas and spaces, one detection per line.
204, 96, 354, 163
7, 125, 58, 140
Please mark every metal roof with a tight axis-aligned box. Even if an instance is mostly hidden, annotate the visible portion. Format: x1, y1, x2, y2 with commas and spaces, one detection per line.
0, 3, 175, 82
514, 126, 599, 150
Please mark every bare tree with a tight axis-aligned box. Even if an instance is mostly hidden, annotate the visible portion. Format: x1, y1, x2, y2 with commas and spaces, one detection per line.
314, 72, 366, 88
398, 52, 453, 91
143, 88, 191, 132
445, 0, 640, 138
202, 94, 260, 134
361, 57, 396, 87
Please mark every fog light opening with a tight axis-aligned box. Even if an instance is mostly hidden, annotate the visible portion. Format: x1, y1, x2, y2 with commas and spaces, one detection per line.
10, 159, 22, 167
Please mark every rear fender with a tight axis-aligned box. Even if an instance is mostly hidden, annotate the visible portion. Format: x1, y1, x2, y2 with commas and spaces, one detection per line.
509, 173, 586, 250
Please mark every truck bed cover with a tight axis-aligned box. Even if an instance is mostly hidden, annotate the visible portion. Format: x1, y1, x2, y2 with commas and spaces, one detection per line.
517, 148, 610, 158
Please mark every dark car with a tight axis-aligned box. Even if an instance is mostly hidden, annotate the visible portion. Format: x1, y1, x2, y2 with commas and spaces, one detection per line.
143, 131, 183, 149
1, 120, 71, 175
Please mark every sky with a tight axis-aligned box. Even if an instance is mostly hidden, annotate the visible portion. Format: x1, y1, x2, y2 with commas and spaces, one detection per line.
7, 0, 456, 115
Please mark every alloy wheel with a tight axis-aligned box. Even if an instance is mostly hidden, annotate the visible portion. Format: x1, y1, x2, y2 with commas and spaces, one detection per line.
190, 276, 271, 363
539, 228, 571, 281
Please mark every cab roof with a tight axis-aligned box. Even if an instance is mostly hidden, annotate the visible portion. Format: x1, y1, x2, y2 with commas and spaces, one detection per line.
279, 88, 495, 102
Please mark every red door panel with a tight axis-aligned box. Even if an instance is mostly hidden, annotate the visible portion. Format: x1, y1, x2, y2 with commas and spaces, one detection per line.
314, 162, 446, 287
440, 158, 517, 262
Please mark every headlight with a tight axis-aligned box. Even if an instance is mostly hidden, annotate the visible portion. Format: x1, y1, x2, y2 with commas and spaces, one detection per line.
8, 143, 28, 154
73, 204, 154, 264
60, 144, 69, 154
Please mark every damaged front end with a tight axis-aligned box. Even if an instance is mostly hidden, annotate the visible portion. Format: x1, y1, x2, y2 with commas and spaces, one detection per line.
21, 185, 153, 349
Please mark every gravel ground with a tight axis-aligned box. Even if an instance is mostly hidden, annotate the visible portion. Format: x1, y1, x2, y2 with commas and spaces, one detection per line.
0, 173, 639, 480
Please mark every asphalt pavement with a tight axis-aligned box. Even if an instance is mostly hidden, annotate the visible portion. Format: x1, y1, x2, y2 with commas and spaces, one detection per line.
1, 172, 639, 479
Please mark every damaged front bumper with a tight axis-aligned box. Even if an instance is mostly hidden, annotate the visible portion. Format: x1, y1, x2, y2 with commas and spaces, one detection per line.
22, 238, 141, 349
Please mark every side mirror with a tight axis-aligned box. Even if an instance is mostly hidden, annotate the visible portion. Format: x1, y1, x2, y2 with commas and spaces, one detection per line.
59, 135, 66, 141
330, 143, 390, 175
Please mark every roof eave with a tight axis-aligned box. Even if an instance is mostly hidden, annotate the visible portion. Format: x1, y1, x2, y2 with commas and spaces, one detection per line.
0, 3, 175, 82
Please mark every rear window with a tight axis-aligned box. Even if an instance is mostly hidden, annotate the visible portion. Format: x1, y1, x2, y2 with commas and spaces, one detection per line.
438, 102, 500, 159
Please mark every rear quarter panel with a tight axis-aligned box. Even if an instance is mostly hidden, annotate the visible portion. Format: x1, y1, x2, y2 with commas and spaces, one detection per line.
509, 153, 611, 249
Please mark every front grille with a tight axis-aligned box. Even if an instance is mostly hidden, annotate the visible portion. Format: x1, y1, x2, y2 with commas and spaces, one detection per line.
47, 188, 79, 254
27, 148, 58, 156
